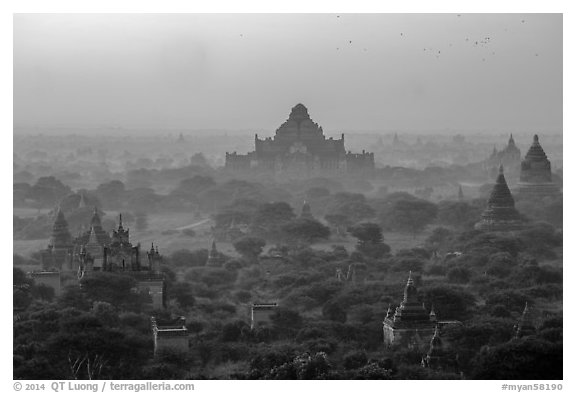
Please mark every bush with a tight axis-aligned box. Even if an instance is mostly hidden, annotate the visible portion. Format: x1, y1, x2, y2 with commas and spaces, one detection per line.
343, 350, 368, 370
446, 266, 471, 284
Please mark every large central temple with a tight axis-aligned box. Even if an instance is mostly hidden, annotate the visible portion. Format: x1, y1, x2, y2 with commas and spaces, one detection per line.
225, 103, 374, 176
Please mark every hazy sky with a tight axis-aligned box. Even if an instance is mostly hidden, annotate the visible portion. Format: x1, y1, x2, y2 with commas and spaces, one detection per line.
14, 13, 562, 133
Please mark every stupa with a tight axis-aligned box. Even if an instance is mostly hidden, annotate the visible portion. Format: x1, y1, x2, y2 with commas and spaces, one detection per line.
516, 135, 559, 198
475, 165, 524, 231
514, 302, 537, 338
40, 208, 73, 270
383, 272, 436, 348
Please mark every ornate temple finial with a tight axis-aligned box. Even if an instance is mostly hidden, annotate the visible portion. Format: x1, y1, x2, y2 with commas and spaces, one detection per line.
385, 304, 392, 318
509, 133, 515, 145
118, 213, 123, 228
407, 270, 413, 283
150, 242, 154, 252
430, 304, 437, 322
534, 134, 539, 143
498, 163, 504, 174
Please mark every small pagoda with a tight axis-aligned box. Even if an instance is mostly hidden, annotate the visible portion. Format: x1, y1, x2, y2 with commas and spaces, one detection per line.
383, 272, 436, 348
475, 164, 524, 231
516, 135, 559, 199
40, 208, 73, 270
421, 325, 459, 373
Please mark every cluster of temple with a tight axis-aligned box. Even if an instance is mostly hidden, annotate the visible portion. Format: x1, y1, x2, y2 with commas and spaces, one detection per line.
38, 208, 165, 308
475, 134, 560, 232
225, 103, 374, 177
484, 134, 522, 175
383, 272, 539, 374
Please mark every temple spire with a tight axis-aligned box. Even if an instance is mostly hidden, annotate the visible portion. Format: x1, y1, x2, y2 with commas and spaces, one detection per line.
475, 164, 523, 231
118, 213, 123, 229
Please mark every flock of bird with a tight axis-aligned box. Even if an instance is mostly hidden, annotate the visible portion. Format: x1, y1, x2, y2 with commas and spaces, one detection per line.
235, 15, 542, 62
330, 14, 540, 62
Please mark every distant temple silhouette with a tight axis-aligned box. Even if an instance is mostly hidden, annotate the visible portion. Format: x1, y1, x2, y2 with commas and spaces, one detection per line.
225, 103, 374, 177
516, 135, 559, 198
475, 164, 524, 232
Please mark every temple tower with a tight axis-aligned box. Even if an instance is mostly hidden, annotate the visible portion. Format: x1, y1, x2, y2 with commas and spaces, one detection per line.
515, 302, 537, 338
147, 243, 162, 274
422, 325, 459, 373
300, 201, 313, 219
475, 165, 524, 231
383, 272, 436, 348
206, 240, 224, 267
457, 185, 464, 201
516, 135, 559, 199
89, 207, 111, 246
41, 208, 73, 270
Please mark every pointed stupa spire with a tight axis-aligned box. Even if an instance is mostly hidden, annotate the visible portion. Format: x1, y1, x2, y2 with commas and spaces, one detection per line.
91, 206, 102, 228
78, 192, 87, 209
50, 207, 72, 248
403, 271, 418, 303
300, 200, 313, 219
86, 226, 99, 246
118, 213, 123, 229
515, 302, 537, 338
508, 133, 516, 147
429, 305, 437, 322
475, 164, 523, 231
458, 185, 464, 201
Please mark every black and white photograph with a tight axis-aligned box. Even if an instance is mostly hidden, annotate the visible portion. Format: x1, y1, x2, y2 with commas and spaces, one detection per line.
10, 6, 566, 385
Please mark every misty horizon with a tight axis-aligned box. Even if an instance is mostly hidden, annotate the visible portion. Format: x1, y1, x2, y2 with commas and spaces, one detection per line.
14, 13, 562, 134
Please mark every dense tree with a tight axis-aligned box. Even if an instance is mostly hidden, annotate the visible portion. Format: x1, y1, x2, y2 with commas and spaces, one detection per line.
95, 180, 126, 208
381, 199, 438, 237
168, 249, 208, 267
28, 176, 72, 207
250, 202, 296, 241
233, 236, 266, 262
437, 201, 482, 229
281, 218, 331, 246
471, 338, 562, 379
348, 223, 391, 258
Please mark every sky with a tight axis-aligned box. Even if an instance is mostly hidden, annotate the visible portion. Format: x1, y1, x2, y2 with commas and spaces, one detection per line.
13, 13, 562, 134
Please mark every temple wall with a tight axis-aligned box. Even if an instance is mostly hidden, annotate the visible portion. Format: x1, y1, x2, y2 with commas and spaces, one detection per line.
251, 306, 277, 329
137, 280, 164, 309
154, 335, 189, 355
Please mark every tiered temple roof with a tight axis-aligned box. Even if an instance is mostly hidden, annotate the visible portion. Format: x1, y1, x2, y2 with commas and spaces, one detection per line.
517, 135, 559, 198
475, 165, 524, 231
485, 134, 521, 174
225, 103, 374, 175
383, 272, 436, 347
386, 272, 433, 327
